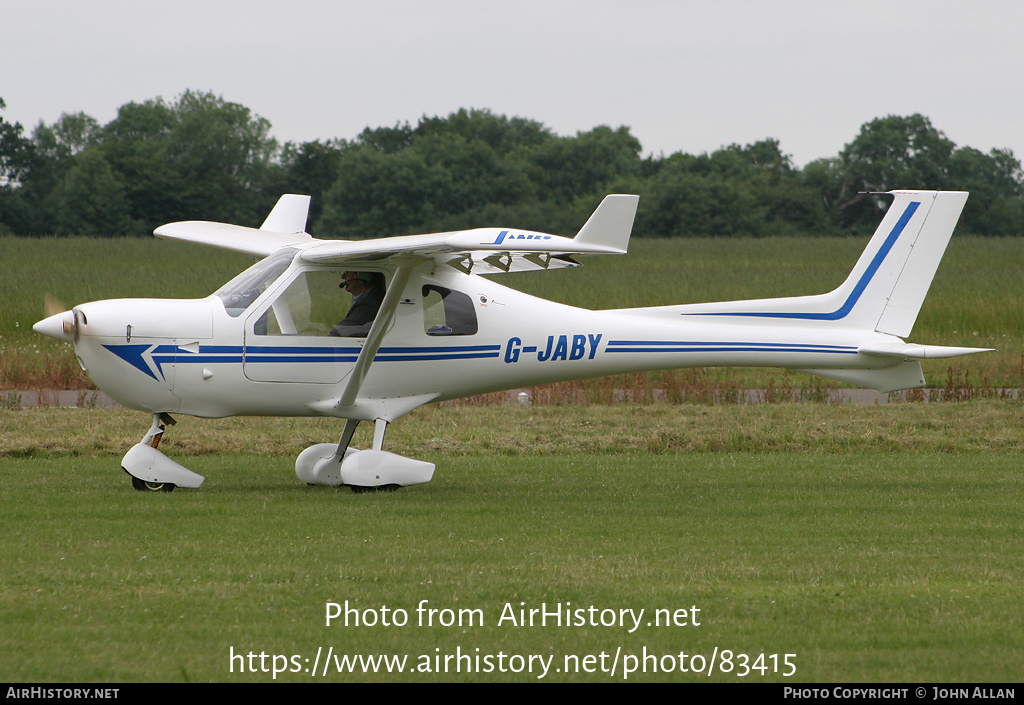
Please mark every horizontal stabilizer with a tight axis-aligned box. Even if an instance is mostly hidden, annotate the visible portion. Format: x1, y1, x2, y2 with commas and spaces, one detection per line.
857, 343, 995, 359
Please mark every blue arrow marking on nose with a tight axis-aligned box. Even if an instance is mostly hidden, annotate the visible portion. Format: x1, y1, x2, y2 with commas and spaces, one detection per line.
103, 344, 160, 380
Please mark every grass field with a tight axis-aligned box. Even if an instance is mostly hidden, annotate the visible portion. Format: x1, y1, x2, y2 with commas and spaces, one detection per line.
2, 234, 1022, 389
1, 402, 1022, 682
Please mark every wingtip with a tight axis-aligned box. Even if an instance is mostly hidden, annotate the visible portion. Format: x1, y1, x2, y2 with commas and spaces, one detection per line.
261, 194, 312, 233
573, 194, 639, 253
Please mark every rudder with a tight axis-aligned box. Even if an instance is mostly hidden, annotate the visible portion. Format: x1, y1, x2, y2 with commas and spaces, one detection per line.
869, 191, 968, 337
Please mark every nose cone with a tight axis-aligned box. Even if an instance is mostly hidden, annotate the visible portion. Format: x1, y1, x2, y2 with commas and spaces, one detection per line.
33, 311, 76, 342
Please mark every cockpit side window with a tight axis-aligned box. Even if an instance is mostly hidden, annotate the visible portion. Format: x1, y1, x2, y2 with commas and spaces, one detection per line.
214, 248, 296, 317
422, 285, 478, 336
255, 270, 361, 336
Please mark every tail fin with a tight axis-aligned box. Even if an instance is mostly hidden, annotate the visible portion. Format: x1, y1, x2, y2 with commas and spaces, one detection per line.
676, 190, 968, 336
824, 190, 968, 336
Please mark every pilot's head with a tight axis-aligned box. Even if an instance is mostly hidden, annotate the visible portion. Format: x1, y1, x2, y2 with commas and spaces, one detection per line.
340, 271, 374, 295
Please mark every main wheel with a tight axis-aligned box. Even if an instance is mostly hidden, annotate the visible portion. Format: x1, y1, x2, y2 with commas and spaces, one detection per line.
348, 484, 400, 494
130, 476, 175, 492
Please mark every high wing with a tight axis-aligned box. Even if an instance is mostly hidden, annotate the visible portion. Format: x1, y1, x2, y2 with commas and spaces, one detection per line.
299, 194, 638, 273
154, 194, 314, 256
155, 194, 640, 272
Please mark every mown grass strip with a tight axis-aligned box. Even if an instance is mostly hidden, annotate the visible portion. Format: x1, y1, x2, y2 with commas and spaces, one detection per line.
2, 399, 1023, 459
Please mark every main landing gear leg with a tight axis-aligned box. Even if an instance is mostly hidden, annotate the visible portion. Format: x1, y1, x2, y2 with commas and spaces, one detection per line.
372, 418, 388, 451
334, 419, 361, 461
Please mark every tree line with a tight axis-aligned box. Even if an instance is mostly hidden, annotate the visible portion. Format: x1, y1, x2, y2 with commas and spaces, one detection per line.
1, 92, 1021, 239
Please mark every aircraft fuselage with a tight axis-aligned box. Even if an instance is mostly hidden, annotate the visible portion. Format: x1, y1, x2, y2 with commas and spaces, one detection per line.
66, 263, 911, 422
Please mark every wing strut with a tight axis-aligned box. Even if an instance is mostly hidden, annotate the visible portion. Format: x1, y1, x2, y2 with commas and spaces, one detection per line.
336, 265, 415, 411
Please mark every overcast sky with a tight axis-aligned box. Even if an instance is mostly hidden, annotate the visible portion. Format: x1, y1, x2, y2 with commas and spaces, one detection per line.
4, 1, 1022, 166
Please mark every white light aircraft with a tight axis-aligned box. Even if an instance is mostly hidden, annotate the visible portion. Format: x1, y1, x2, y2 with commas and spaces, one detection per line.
35, 190, 991, 492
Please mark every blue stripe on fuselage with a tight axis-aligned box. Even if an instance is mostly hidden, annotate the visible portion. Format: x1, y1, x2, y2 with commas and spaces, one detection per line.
605, 340, 857, 355
104, 342, 503, 380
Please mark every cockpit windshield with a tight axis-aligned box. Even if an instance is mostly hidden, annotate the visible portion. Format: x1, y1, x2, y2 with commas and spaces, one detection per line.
214, 248, 297, 317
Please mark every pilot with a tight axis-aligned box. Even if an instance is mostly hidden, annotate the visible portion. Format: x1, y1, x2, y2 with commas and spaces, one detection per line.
329, 271, 385, 337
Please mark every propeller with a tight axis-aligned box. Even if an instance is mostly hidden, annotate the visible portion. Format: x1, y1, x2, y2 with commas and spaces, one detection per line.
44, 294, 67, 318
35, 295, 78, 342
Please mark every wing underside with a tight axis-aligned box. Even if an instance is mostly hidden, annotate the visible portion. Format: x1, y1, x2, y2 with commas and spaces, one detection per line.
299, 238, 588, 274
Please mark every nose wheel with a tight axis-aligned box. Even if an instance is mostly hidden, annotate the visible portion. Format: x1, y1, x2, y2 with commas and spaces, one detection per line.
130, 475, 175, 492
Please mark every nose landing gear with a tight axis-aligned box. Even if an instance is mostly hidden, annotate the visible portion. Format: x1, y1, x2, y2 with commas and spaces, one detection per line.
122, 413, 205, 492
